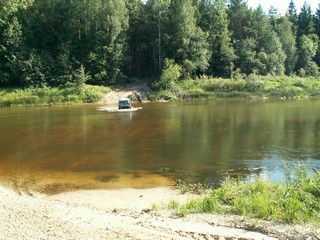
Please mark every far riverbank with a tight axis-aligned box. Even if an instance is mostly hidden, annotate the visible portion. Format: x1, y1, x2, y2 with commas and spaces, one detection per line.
1, 76, 320, 107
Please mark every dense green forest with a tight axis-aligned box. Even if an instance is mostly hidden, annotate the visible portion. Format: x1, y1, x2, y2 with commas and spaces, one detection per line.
0, 0, 319, 88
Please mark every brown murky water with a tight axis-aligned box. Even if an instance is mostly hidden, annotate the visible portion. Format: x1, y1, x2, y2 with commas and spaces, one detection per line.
0, 100, 320, 194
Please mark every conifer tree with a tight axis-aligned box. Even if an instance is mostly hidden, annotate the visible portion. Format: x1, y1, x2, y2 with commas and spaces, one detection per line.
146, 0, 171, 75
297, 2, 315, 38
124, 0, 146, 77
286, 0, 298, 27
199, 0, 235, 77
229, 3, 285, 75
314, 4, 320, 66
228, 0, 250, 41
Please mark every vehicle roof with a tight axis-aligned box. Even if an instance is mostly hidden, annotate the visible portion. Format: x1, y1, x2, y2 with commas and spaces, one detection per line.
119, 98, 131, 101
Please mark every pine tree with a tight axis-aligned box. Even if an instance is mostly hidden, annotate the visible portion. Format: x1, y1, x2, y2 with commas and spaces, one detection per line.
74, 65, 90, 94
297, 2, 314, 38
314, 4, 320, 66
228, 0, 249, 41
124, 0, 146, 77
146, 0, 171, 75
295, 2, 317, 76
286, 0, 298, 27
315, 4, 320, 36
199, 0, 235, 77
252, 7, 286, 75
230, 4, 285, 75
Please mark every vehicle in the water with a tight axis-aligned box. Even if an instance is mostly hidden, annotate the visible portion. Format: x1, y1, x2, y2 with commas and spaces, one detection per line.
97, 98, 142, 112
118, 98, 132, 109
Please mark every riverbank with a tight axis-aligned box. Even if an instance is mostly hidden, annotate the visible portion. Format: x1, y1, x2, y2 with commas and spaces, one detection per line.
1, 76, 320, 107
0, 85, 111, 107
150, 75, 320, 101
1, 185, 319, 240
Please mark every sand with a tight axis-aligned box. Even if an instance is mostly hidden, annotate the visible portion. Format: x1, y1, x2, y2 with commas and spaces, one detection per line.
1, 185, 319, 240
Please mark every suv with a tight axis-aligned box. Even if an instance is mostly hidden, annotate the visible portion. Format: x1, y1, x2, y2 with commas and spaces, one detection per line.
118, 98, 132, 109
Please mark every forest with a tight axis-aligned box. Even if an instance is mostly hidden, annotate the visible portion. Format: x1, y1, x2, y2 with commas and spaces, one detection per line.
0, 0, 320, 88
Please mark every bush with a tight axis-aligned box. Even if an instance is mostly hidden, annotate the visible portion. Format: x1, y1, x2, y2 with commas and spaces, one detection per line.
154, 59, 182, 90
81, 85, 106, 102
156, 90, 179, 101
0, 85, 110, 107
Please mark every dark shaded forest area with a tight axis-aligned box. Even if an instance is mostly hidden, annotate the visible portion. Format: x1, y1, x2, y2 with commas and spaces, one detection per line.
0, 0, 319, 88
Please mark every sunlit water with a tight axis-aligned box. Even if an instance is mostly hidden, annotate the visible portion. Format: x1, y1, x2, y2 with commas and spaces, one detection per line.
0, 99, 319, 194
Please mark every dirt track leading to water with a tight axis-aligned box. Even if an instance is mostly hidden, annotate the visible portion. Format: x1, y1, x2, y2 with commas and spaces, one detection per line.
99, 81, 152, 105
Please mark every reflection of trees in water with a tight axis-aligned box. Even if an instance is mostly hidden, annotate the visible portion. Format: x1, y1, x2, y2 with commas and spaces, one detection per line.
160, 101, 320, 183
1, 101, 320, 189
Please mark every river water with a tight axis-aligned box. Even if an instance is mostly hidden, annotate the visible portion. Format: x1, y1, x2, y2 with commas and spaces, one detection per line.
0, 99, 319, 193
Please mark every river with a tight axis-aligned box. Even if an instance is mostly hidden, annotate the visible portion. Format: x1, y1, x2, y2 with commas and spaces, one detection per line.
0, 99, 319, 194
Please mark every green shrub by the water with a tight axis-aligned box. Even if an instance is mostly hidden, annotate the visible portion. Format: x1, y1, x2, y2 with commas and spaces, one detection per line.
164, 165, 320, 225
151, 75, 320, 100
0, 85, 110, 107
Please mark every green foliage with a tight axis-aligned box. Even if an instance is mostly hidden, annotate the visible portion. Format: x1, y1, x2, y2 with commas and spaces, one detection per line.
164, 165, 320, 225
199, 0, 235, 77
151, 59, 187, 100
167, 0, 210, 77
232, 6, 286, 76
274, 16, 298, 76
286, 0, 298, 26
181, 76, 320, 100
73, 65, 91, 94
154, 59, 182, 90
1, 0, 320, 87
124, 0, 148, 77
162, 196, 221, 217
81, 85, 107, 103
297, 2, 315, 38
0, 85, 110, 107
84, 0, 129, 84
297, 34, 319, 76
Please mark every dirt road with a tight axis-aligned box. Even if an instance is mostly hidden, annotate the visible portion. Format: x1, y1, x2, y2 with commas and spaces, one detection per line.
99, 81, 151, 104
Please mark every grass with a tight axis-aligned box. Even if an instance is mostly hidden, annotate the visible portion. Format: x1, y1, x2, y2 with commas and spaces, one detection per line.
176, 178, 210, 195
150, 75, 320, 101
160, 165, 320, 225
2, 76, 320, 105
0, 85, 110, 107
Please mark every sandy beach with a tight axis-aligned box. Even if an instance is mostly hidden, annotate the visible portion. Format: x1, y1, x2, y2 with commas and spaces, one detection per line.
1, 185, 319, 240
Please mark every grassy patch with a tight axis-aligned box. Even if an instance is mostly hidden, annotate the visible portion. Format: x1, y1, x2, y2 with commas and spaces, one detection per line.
0, 85, 110, 107
163, 165, 320, 225
149, 76, 320, 101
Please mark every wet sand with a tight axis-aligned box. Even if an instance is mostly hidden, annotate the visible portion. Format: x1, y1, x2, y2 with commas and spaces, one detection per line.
2, 185, 318, 240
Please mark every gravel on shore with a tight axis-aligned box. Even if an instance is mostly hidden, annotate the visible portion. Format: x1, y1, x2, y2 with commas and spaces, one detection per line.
0, 185, 319, 240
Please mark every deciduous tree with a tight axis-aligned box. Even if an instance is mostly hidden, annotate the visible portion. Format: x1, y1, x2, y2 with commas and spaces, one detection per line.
275, 16, 297, 75
167, 0, 210, 77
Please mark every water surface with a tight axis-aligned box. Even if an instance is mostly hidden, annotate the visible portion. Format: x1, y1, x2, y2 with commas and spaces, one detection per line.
0, 100, 319, 193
